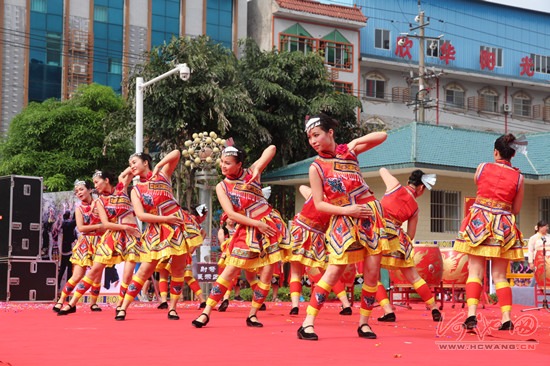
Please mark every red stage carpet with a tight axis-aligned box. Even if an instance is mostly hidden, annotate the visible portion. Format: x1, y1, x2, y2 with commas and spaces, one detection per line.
1, 301, 549, 365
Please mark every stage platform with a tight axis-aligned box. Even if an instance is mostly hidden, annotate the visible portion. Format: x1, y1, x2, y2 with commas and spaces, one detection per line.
1, 300, 549, 365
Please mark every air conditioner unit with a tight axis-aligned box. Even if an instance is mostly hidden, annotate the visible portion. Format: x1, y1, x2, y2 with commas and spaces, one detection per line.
72, 64, 86, 75
502, 103, 512, 113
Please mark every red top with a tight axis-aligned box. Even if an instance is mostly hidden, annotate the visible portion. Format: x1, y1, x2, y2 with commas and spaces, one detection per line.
311, 145, 372, 206
98, 188, 134, 224
474, 160, 522, 214
294, 197, 332, 234
77, 200, 101, 235
221, 168, 271, 220
133, 172, 180, 216
380, 185, 418, 226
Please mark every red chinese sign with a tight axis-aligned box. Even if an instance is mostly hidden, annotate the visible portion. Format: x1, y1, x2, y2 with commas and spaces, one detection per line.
439, 42, 456, 65
480, 50, 496, 70
519, 56, 534, 77
395, 37, 413, 59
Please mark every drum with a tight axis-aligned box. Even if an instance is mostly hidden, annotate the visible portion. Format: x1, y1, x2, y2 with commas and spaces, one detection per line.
441, 248, 469, 285
534, 251, 550, 287
389, 244, 443, 286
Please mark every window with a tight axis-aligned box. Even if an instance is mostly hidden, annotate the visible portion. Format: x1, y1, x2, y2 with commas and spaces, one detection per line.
365, 72, 385, 99
94, 6, 108, 22
321, 30, 352, 70
206, 0, 233, 49
445, 83, 465, 109
479, 87, 498, 113
513, 92, 532, 117
431, 190, 461, 233
544, 97, 550, 122
108, 58, 122, 74
541, 197, 550, 223
427, 39, 444, 58
46, 33, 61, 66
375, 29, 390, 50
279, 24, 315, 55
332, 81, 353, 94
31, 0, 47, 12
531, 54, 550, 74
480, 46, 503, 67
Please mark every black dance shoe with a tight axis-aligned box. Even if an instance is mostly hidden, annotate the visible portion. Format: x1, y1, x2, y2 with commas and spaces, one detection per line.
157, 301, 168, 310
499, 320, 514, 331
377, 312, 396, 322
297, 325, 318, 341
432, 309, 442, 322
246, 315, 263, 327
259, 303, 267, 311
167, 309, 180, 320
192, 313, 210, 328
339, 306, 352, 316
57, 305, 76, 316
52, 302, 63, 313
462, 315, 477, 330
115, 309, 126, 321
199, 302, 207, 309
289, 307, 299, 315
90, 304, 102, 312
218, 299, 229, 312
115, 306, 122, 314
357, 324, 377, 339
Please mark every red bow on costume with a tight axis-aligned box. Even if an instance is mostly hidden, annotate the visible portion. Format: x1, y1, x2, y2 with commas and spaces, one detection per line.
140, 171, 153, 183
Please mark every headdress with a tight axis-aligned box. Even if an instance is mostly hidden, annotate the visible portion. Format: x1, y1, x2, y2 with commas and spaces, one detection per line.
222, 146, 239, 157
304, 116, 321, 133
92, 170, 103, 179
510, 135, 528, 156
262, 186, 272, 200
73, 179, 86, 187
421, 174, 437, 190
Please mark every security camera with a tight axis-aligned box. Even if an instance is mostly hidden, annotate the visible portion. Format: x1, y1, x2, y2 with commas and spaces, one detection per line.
414, 15, 420, 23
179, 63, 191, 81
398, 38, 406, 47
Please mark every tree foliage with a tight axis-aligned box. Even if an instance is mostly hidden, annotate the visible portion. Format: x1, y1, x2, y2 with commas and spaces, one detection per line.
0, 84, 132, 191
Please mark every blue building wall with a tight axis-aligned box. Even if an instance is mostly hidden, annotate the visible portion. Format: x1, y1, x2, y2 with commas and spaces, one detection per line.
206, 0, 233, 50
28, 0, 63, 102
151, 0, 181, 47
93, 0, 124, 93
356, 0, 550, 82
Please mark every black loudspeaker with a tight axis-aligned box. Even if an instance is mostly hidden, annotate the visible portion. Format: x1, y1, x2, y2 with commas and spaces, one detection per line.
0, 175, 43, 258
0, 260, 57, 301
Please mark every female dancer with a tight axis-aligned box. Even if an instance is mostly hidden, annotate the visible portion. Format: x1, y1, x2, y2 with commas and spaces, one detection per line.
58, 169, 143, 315
116, 150, 203, 321
216, 213, 241, 311
454, 134, 525, 330
192, 144, 286, 328
297, 113, 387, 341
53, 180, 103, 312
375, 168, 442, 322
288, 185, 352, 315
528, 221, 550, 277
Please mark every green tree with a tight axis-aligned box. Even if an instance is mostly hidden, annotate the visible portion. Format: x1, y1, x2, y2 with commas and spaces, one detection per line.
0, 84, 132, 191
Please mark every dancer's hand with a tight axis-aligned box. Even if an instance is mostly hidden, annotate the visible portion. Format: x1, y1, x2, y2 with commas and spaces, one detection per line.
257, 221, 276, 236
345, 204, 373, 219
125, 226, 141, 237
165, 214, 184, 226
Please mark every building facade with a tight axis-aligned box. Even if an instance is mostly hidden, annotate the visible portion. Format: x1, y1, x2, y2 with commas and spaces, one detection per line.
0, 0, 248, 135
355, 0, 550, 134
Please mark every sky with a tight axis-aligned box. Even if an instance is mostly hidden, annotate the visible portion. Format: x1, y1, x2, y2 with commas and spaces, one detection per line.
316, 0, 550, 14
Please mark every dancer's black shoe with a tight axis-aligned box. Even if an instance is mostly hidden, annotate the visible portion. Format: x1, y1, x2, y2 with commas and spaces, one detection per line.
297, 325, 318, 341
57, 305, 76, 316
218, 299, 229, 312
377, 312, 396, 322
289, 307, 299, 315
192, 313, 210, 328
357, 324, 377, 339
462, 315, 477, 330
246, 315, 263, 327
432, 309, 442, 322
339, 306, 352, 316
168, 309, 180, 320
115, 309, 126, 321
157, 301, 168, 310
499, 320, 514, 331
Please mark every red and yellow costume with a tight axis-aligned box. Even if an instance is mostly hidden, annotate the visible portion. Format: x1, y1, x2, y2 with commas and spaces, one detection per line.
311, 146, 386, 265
380, 184, 417, 269
288, 197, 331, 268
94, 187, 144, 265
454, 160, 524, 260
218, 169, 287, 269
133, 172, 203, 262
307, 145, 386, 318
454, 159, 524, 311
70, 201, 102, 267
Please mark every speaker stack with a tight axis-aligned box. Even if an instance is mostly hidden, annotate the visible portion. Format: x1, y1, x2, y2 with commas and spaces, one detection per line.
0, 175, 57, 301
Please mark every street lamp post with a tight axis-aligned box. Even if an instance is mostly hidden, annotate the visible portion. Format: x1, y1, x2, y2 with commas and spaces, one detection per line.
135, 63, 191, 153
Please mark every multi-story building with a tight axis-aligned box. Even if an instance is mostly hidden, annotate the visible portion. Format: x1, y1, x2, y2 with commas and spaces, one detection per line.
0, 0, 248, 135
356, 0, 550, 133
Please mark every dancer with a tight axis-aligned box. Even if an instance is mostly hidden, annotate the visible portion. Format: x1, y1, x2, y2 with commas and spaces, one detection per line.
53, 180, 103, 312
298, 113, 387, 341
216, 213, 241, 311
58, 169, 143, 315
116, 150, 203, 321
192, 144, 286, 328
288, 185, 352, 315
375, 168, 442, 322
454, 134, 525, 331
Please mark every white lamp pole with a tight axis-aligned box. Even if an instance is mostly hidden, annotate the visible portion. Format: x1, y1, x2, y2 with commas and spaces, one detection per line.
135, 63, 191, 153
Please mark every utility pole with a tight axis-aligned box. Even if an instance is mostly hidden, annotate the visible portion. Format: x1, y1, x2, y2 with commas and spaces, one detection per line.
418, 10, 426, 122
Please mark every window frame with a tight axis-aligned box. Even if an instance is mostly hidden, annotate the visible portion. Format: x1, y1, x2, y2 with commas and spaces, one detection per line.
430, 190, 461, 233
364, 72, 386, 100
480, 45, 503, 68
375, 29, 390, 50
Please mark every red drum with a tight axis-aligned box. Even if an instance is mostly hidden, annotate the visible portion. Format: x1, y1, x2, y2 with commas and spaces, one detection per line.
534, 251, 550, 287
389, 244, 443, 286
441, 248, 469, 285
